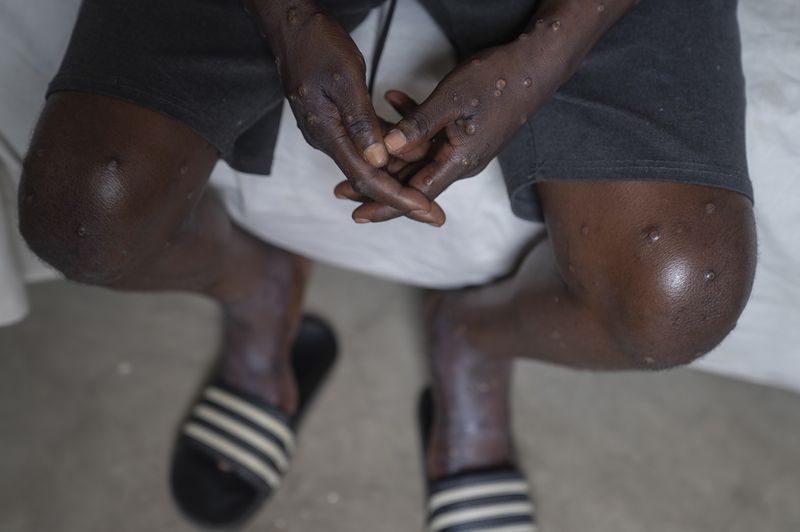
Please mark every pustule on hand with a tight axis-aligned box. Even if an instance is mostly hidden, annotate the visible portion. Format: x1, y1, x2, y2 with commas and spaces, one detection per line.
506, 0, 639, 94
245, 0, 324, 55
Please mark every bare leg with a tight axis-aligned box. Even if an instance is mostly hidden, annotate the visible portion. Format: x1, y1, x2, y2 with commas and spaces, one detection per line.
425, 180, 757, 479
19, 92, 307, 414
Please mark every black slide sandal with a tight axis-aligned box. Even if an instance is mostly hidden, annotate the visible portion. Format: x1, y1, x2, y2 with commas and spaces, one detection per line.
419, 389, 538, 532
170, 316, 337, 529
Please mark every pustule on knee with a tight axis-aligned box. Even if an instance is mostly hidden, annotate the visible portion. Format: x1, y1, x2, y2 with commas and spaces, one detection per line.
609, 259, 748, 370
18, 158, 146, 286
22, 217, 135, 286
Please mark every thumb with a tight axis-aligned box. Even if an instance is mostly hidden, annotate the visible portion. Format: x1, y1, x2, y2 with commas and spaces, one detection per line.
384, 85, 459, 156
331, 75, 389, 168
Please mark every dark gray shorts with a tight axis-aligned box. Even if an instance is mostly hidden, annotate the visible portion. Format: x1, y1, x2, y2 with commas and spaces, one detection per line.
49, 0, 752, 221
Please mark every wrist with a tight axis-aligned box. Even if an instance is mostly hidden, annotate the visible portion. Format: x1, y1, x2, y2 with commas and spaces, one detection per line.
507, 0, 639, 97
246, 0, 323, 57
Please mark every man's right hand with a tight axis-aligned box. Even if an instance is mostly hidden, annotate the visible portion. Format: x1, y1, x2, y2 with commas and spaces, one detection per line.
247, 0, 438, 220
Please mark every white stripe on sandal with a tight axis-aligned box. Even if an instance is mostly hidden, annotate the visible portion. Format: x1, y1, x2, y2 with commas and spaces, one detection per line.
429, 480, 531, 513
183, 422, 282, 488
203, 387, 295, 453
192, 404, 291, 472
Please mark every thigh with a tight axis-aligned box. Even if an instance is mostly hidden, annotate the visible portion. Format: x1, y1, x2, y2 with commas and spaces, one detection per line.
485, 0, 749, 222
48, 0, 382, 176
530, 0, 748, 182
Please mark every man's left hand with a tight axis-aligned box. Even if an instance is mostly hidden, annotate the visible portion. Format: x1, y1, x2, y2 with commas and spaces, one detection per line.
336, 43, 552, 224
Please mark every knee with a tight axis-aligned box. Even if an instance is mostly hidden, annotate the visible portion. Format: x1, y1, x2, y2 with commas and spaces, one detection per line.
579, 211, 757, 370
19, 148, 171, 285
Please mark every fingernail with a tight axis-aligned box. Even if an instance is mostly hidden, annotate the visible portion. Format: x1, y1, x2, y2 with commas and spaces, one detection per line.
364, 143, 388, 167
411, 209, 431, 216
354, 217, 371, 224
334, 191, 347, 199
427, 221, 443, 227
385, 129, 408, 153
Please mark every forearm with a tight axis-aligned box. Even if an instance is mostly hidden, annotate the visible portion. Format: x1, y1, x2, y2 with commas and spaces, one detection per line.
507, 0, 640, 108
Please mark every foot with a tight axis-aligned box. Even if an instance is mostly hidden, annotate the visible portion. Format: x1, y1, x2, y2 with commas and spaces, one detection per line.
425, 292, 516, 480
212, 231, 311, 417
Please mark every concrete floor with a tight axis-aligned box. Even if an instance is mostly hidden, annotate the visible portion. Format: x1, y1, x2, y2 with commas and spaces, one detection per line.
1, 265, 799, 532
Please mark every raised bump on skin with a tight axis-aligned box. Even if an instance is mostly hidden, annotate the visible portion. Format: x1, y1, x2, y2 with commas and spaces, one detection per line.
643, 225, 662, 243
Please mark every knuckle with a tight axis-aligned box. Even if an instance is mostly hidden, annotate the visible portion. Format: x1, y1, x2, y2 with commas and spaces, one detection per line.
296, 107, 340, 147
334, 57, 365, 85
296, 119, 321, 146
349, 178, 370, 197
405, 112, 433, 139
343, 111, 377, 141
451, 150, 481, 174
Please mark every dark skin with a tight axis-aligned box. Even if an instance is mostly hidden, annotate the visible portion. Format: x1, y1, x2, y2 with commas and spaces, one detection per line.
19, 93, 308, 415
336, 0, 642, 224
424, 181, 755, 476
18, 0, 756, 488
246, 0, 444, 225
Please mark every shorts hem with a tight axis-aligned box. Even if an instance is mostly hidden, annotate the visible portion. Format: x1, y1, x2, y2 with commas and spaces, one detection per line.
535, 162, 752, 200
508, 161, 754, 222
48, 72, 238, 156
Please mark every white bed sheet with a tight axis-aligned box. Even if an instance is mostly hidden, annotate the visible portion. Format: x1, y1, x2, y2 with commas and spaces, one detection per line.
0, 0, 798, 391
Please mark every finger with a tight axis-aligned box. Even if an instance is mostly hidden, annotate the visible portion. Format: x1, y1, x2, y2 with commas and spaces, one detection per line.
384, 90, 419, 116
384, 91, 432, 163
331, 75, 389, 168
353, 145, 465, 223
386, 157, 408, 176
334, 180, 365, 201
406, 145, 468, 200
384, 85, 461, 156
353, 200, 447, 226
322, 127, 432, 213
335, 155, 429, 203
